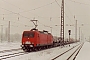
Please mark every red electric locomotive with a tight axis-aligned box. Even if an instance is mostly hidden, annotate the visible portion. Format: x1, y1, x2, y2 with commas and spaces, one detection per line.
21, 28, 53, 51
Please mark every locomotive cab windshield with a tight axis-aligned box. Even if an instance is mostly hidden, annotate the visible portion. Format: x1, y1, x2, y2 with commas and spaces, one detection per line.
23, 32, 35, 38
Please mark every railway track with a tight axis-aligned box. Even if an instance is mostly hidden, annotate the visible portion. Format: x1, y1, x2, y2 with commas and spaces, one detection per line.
66, 43, 83, 60
51, 43, 83, 60
0, 48, 21, 53
0, 48, 25, 60
0, 51, 29, 60
0, 43, 81, 60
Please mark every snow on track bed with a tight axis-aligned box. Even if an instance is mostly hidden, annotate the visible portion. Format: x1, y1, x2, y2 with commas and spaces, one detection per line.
0, 42, 25, 60
0, 48, 24, 60
51, 43, 83, 60
67, 43, 83, 60
3, 42, 80, 60
0, 42, 21, 51
0, 52, 28, 60
75, 42, 90, 60
0, 48, 21, 53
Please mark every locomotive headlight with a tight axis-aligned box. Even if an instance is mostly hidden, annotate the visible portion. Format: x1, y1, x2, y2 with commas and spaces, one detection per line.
23, 42, 24, 44
25, 41, 31, 44
32, 42, 34, 44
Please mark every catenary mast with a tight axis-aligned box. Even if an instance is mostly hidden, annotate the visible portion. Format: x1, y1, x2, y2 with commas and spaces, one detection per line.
60, 0, 64, 45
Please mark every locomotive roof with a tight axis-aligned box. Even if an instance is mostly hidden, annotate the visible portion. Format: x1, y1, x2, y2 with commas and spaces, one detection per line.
23, 29, 52, 35
39, 31, 52, 35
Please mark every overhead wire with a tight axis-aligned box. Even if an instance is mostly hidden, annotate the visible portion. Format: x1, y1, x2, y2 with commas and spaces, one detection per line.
65, 3, 74, 17
0, 0, 60, 20
65, 3, 75, 25
67, 0, 90, 26
0, 0, 56, 15
55, 0, 74, 24
38, 21, 51, 28
0, 7, 33, 27
0, 0, 59, 28
18, 1, 56, 13
1, 0, 24, 11
0, 18, 33, 28
0, 0, 66, 31
0, 14, 33, 28
0, 21, 30, 32
68, 0, 90, 6
55, 0, 61, 7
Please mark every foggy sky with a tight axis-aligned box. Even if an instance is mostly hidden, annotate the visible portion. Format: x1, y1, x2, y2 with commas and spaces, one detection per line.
0, 0, 90, 39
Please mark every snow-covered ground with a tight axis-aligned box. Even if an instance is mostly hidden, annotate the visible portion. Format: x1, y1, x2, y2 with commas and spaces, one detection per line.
76, 42, 90, 60
0, 42, 21, 51
2, 42, 90, 60
0, 42, 80, 60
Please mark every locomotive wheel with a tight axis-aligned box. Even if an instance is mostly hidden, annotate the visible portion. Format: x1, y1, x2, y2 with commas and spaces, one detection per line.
24, 49, 28, 52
